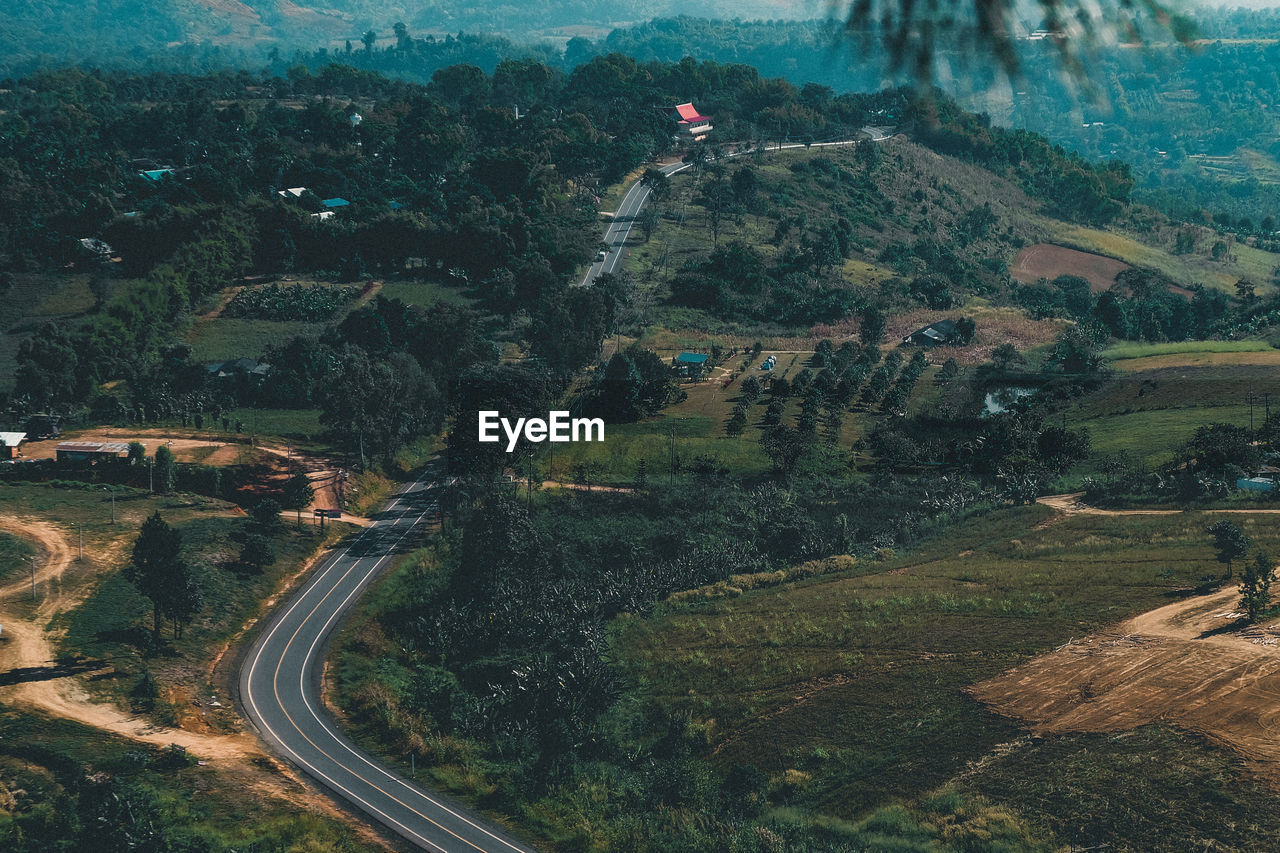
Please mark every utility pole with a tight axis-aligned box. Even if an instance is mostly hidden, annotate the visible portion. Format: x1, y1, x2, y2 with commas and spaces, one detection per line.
669, 420, 676, 486
29, 556, 36, 600
78, 524, 83, 561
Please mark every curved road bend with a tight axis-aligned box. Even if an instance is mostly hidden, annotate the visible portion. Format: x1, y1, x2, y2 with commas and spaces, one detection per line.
579, 130, 889, 287
240, 469, 537, 853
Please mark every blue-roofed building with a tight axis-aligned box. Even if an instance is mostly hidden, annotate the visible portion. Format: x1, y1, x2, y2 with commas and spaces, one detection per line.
673, 351, 709, 378
322, 197, 350, 209
1238, 477, 1277, 492
139, 168, 175, 181
389, 200, 406, 211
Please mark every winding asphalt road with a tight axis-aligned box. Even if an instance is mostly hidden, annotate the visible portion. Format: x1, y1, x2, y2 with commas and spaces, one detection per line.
239, 468, 536, 853
237, 128, 895, 852
579, 129, 892, 287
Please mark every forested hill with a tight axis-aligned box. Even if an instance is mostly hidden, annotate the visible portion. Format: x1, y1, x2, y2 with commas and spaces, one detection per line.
0, 59, 1133, 452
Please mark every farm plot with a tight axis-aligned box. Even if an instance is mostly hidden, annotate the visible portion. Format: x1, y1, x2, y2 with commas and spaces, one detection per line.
1010, 243, 1129, 291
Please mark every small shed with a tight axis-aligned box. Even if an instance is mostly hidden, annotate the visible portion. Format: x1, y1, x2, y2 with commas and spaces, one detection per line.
0, 432, 26, 460
204, 358, 272, 381
903, 319, 958, 346
321, 197, 350, 209
56, 441, 129, 463
78, 238, 115, 261
23, 414, 61, 440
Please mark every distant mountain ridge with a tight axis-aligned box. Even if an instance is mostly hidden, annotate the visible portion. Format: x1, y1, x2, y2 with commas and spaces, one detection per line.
2, 0, 832, 74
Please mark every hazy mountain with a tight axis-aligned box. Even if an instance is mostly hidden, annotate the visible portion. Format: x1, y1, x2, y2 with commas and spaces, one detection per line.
0, 0, 833, 74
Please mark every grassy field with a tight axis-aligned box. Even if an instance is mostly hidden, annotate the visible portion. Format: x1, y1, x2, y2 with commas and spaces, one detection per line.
1074, 406, 1252, 468
1037, 219, 1280, 293
548, 345, 909, 483
186, 276, 472, 363
0, 711, 372, 852
0, 531, 36, 583
0, 273, 97, 391
377, 279, 472, 307
542, 413, 773, 482
1066, 338, 1280, 468
60, 509, 346, 727
0, 481, 344, 728
613, 506, 1280, 848
1103, 339, 1275, 361
221, 406, 324, 443
186, 317, 322, 362
958, 725, 1280, 851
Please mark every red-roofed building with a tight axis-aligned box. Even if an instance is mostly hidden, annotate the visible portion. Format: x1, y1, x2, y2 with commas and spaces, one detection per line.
671, 102, 712, 141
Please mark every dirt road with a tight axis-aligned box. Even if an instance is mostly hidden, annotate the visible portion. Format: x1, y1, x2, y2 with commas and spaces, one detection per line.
0, 514, 257, 761
1038, 492, 1280, 517
0, 513, 399, 848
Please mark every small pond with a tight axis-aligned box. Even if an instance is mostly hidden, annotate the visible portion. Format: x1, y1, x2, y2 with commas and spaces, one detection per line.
983, 386, 1037, 415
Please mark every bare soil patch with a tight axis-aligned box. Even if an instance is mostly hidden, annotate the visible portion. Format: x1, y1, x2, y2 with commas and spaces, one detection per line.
971, 586, 1280, 778
1011, 243, 1130, 292
976, 496, 1280, 779
18, 427, 350, 517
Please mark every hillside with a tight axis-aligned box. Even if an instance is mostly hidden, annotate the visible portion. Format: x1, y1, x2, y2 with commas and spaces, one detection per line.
625, 133, 1277, 337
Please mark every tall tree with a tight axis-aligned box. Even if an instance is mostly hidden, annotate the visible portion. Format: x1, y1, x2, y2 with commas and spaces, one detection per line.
1240, 551, 1273, 623
153, 445, 177, 493
1208, 520, 1251, 580
282, 472, 316, 526
125, 512, 185, 643
320, 347, 443, 466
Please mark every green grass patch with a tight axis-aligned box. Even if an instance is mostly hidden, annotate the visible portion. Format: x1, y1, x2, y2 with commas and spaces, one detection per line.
1075, 407, 1252, 468
222, 407, 324, 442
185, 318, 324, 362
613, 506, 1280, 836
1038, 220, 1280, 293
960, 725, 1280, 851
542, 414, 773, 482
1103, 339, 1274, 360
0, 530, 36, 583
60, 516, 339, 712
377, 279, 473, 307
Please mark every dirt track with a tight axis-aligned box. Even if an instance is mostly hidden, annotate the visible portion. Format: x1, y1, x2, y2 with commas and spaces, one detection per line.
20, 427, 349, 516
975, 495, 1280, 778
1038, 492, 1280, 517
0, 514, 396, 847
0, 514, 257, 762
